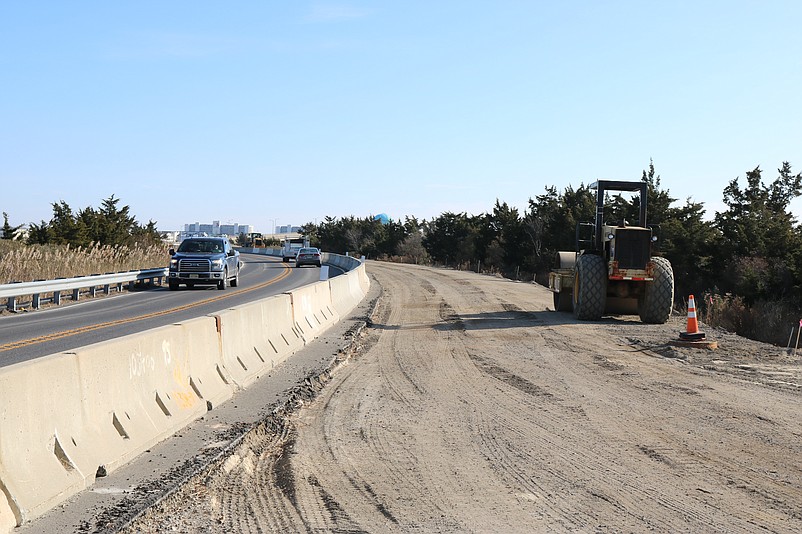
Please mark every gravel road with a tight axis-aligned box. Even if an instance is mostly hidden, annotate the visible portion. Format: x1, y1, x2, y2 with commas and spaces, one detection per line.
124, 261, 802, 533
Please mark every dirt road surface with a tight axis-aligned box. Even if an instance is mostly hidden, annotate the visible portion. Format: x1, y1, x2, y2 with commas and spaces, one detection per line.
126, 261, 802, 533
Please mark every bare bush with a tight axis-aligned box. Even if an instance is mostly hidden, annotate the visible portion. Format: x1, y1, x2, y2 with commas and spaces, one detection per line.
698, 291, 800, 346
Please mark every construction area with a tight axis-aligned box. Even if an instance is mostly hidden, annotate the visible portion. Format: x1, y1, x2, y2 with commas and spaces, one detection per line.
27, 260, 789, 533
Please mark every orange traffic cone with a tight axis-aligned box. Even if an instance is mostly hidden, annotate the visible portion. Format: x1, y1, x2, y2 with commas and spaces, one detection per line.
679, 294, 706, 341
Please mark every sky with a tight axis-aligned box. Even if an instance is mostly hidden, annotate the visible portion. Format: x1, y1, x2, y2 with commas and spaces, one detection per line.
2, 1, 802, 233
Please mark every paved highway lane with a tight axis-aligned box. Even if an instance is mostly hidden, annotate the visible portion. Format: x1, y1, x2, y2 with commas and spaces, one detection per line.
0, 253, 344, 367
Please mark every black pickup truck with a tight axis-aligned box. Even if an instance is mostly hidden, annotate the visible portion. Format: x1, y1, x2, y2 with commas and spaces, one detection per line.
168, 237, 241, 290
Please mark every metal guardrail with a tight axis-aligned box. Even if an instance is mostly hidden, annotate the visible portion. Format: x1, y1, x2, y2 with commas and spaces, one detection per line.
0, 268, 169, 312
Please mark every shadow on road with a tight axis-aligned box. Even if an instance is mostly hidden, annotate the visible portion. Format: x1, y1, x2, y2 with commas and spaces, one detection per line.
369, 310, 626, 332
369, 309, 649, 332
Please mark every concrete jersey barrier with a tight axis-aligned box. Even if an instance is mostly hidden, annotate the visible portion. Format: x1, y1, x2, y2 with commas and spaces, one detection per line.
215, 293, 304, 387
0, 316, 233, 523
287, 280, 340, 343
0, 252, 369, 530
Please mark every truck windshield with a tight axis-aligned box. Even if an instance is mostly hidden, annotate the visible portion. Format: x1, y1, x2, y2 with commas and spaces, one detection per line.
178, 240, 223, 253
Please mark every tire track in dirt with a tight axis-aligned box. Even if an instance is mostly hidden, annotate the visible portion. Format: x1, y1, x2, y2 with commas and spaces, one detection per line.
401, 266, 801, 532
530, 321, 802, 531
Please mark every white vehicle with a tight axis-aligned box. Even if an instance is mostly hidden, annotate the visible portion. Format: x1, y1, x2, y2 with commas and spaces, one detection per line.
281, 236, 309, 262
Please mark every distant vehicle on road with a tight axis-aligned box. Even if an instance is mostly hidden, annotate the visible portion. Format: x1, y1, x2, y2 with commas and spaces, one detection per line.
281, 236, 309, 262
295, 247, 322, 268
168, 237, 241, 290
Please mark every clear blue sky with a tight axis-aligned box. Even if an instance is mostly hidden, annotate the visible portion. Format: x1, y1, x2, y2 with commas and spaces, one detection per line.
3, 1, 801, 233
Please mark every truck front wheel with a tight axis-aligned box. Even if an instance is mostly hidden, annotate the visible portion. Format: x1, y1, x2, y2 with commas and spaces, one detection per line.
573, 254, 606, 321
218, 269, 228, 290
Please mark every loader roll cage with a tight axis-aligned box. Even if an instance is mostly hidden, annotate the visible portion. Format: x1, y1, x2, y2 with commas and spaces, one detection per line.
588, 180, 648, 253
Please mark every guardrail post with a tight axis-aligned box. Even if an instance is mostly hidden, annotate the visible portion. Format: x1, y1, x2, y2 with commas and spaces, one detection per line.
89, 286, 97, 298
53, 291, 61, 305
6, 296, 16, 312
104, 284, 111, 294
32, 293, 41, 309
72, 288, 80, 302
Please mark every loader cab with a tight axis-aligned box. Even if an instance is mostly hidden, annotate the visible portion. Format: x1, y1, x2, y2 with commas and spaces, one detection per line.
578, 180, 656, 272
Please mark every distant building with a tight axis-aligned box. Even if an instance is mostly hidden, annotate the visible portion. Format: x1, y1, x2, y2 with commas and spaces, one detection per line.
182, 221, 254, 237
0, 224, 28, 241
161, 231, 181, 246
276, 225, 302, 234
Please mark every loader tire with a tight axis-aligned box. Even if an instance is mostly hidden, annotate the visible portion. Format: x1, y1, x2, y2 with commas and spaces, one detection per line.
638, 257, 674, 324
573, 254, 606, 321
553, 291, 573, 312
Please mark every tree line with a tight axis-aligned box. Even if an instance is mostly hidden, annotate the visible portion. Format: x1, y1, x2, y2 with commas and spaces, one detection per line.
4, 162, 801, 316
2, 195, 161, 247
303, 161, 802, 309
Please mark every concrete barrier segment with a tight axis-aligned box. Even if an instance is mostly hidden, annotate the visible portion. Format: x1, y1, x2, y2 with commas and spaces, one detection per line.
215, 305, 271, 387
287, 280, 340, 343
260, 293, 305, 366
0, 316, 233, 527
329, 273, 361, 316
0, 489, 14, 533
356, 263, 370, 295
0, 354, 88, 525
214, 294, 302, 388
73, 316, 231, 473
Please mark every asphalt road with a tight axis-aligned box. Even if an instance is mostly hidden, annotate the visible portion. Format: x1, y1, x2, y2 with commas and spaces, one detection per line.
0, 253, 343, 368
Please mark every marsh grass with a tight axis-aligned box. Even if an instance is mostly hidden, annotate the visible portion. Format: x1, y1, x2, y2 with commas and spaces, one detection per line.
0, 241, 168, 284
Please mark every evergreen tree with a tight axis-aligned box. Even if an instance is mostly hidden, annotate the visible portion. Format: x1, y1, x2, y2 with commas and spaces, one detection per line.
26, 220, 51, 245
49, 201, 90, 246
1, 212, 23, 240
488, 200, 528, 274
96, 195, 137, 245
713, 163, 802, 302
524, 183, 595, 277
129, 220, 162, 246
423, 212, 480, 267
660, 198, 719, 300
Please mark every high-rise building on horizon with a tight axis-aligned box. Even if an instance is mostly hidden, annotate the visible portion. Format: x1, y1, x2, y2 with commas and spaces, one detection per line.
182, 221, 254, 236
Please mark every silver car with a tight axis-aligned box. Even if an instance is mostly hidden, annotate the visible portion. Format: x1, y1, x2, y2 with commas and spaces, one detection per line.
295, 247, 322, 268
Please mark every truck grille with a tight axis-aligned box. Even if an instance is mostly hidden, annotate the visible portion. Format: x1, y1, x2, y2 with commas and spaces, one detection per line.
179, 259, 211, 272
614, 229, 650, 269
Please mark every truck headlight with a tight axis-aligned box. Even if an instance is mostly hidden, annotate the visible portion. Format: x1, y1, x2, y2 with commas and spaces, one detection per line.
170, 259, 178, 268
211, 259, 224, 270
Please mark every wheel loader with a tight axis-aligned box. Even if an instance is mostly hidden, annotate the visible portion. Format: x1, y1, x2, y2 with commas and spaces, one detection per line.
548, 180, 674, 323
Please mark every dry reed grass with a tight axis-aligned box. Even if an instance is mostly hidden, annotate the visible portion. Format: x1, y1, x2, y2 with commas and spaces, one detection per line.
697, 291, 801, 346
0, 241, 169, 284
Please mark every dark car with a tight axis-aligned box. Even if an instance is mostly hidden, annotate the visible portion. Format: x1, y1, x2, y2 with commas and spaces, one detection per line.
168, 237, 241, 290
295, 247, 321, 268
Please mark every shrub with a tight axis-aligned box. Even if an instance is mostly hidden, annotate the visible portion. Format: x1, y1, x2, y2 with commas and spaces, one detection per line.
698, 291, 801, 346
